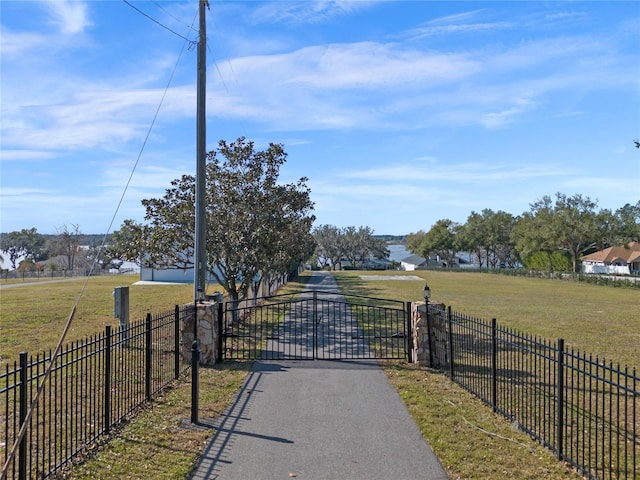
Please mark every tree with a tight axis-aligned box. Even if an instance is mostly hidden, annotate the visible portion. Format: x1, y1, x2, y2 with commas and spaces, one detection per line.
405, 230, 427, 256
486, 210, 516, 268
113, 137, 315, 304
48, 224, 83, 271
511, 196, 559, 273
312, 225, 389, 270
511, 193, 600, 273
312, 225, 344, 270
420, 219, 460, 268
107, 220, 154, 267
614, 201, 640, 243
342, 226, 388, 268
458, 212, 489, 269
553, 193, 598, 273
205, 138, 315, 303
0, 228, 46, 269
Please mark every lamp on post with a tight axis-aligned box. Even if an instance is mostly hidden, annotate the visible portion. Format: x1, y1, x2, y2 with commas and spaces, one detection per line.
422, 283, 431, 304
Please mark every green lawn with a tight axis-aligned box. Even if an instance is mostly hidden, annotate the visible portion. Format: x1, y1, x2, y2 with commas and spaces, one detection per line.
332, 269, 638, 479
3, 270, 636, 479
0, 275, 196, 364
332, 270, 640, 369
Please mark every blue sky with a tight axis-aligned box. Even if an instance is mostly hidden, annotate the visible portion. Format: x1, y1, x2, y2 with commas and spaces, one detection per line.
1, 1, 639, 237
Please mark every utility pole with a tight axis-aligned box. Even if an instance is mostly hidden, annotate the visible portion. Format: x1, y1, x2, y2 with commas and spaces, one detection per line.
194, 0, 208, 306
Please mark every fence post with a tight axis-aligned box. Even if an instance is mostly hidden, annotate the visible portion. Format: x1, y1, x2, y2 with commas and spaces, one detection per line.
174, 305, 180, 379
447, 306, 455, 379
491, 318, 497, 413
406, 302, 413, 363
18, 352, 27, 480
556, 338, 565, 461
145, 313, 152, 401
191, 340, 200, 424
217, 302, 223, 363
426, 303, 434, 368
313, 291, 318, 358
104, 326, 111, 434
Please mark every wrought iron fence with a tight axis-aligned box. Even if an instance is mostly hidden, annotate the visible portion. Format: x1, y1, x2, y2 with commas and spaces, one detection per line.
426, 303, 639, 480
1, 304, 194, 480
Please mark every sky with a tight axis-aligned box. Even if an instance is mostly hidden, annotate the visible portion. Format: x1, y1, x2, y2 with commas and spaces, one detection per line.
1, 1, 639, 237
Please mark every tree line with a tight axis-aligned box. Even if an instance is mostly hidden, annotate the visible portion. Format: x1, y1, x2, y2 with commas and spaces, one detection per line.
0, 225, 117, 274
311, 225, 390, 270
3, 139, 637, 291
406, 193, 640, 273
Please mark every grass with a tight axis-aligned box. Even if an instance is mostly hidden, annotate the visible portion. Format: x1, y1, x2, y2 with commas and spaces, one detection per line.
0, 274, 196, 364
66, 362, 251, 480
332, 270, 640, 369
332, 269, 639, 479
384, 361, 584, 480
62, 274, 314, 479
3, 269, 637, 479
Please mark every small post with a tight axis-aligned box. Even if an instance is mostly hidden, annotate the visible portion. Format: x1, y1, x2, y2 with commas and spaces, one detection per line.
313, 291, 318, 358
191, 340, 200, 424
447, 306, 455, 379
426, 303, 434, 368
556, 338, 565, 460
104, 326, 112, 434
422, 284, 431, 367
491, 318, 497, 413
217, 301, 224, 363
405, 301, 412, 363
19, 352, 27, 480
174, 305, 180, 379
145, 313, 152, 401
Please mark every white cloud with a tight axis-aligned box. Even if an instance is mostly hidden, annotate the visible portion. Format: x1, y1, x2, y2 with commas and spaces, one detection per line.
0, 150, 55, 161
253, 1, 378, 24
100, 164, 192, 190
335, 162, 574, 184
2, 84, 194, 151
0, 27, 48, 58
45, 0, 91, 35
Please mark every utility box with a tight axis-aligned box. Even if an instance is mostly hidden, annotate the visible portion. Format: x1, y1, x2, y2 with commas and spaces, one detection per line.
114, 286, 129, 319
114, 286, 130, 346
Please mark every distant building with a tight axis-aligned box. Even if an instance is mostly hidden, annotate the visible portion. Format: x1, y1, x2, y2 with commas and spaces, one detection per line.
400, 255, 427, 271
140, 265, 215, 283
582, 242, 640, 275
400, 253, 468, 271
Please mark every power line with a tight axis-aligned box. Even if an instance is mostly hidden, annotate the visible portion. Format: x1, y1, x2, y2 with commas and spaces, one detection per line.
123, 0, 197, 45
152, 0, 198, 34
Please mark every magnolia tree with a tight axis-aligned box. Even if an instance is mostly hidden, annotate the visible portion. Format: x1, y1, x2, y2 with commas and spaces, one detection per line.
110, 137, 315, 303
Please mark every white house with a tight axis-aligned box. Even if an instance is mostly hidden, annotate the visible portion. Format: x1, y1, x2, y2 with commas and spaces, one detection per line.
400, 254, 428, 271
581, 242, 640, 275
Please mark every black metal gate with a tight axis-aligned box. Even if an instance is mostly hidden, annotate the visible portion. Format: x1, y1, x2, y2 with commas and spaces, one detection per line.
220, 290, 410, 361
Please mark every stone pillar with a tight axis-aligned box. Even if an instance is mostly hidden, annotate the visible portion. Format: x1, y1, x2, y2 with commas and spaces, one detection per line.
411, 302, 432, 367
182, 302, 219, 366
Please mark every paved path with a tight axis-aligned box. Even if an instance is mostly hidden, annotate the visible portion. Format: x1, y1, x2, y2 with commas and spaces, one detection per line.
189, 272, 448, 479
